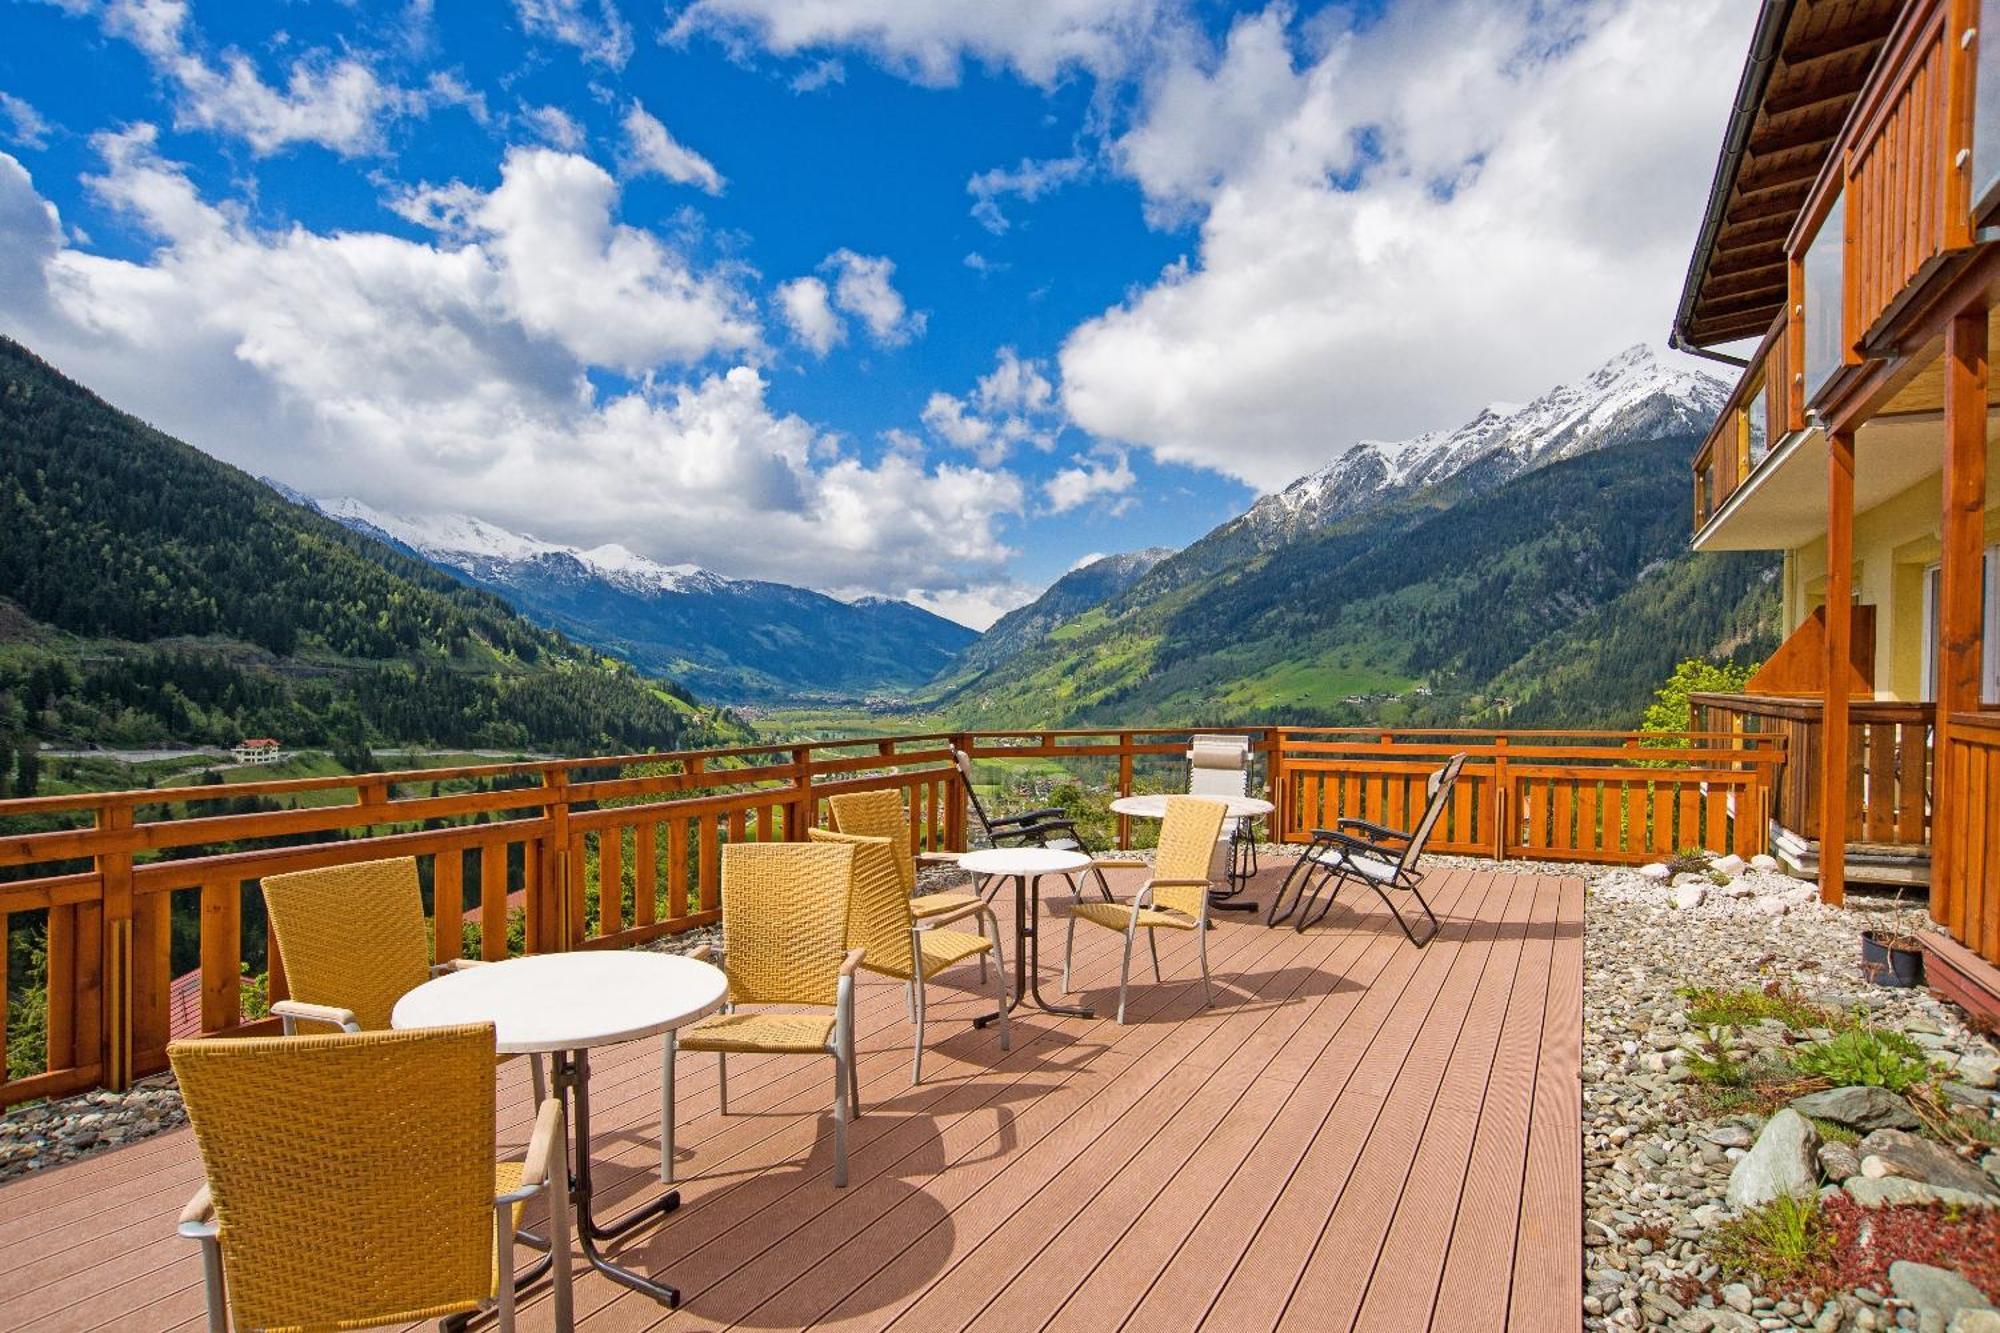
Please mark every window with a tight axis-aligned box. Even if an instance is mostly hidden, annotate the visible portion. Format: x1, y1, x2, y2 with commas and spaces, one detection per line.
1919, 546, 2000, 705
1746, 389, 1769, 469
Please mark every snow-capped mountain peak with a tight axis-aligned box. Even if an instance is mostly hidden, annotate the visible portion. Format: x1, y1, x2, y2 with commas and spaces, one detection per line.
1249, 344, 1728, 538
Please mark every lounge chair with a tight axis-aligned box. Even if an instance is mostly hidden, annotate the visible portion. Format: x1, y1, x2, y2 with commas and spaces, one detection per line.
171, 1024, 570, 1333
951, 746, 1115, 903
1061, 795, 1230, 1023
811, 826, 1007, 1083
1186, 733, 1260, 901
667, 841, 863, 1186
1267, 753, 1466, 945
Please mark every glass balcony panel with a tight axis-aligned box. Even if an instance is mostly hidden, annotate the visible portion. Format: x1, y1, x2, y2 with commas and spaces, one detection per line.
1802, 191, 1845, 403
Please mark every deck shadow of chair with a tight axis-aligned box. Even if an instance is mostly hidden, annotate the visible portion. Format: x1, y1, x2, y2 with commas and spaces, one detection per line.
951, 746, 1115, 906
1266, 752, 1468, 946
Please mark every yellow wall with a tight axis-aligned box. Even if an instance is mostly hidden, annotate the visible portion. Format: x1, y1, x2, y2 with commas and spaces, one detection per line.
1781, 430, 2000, 700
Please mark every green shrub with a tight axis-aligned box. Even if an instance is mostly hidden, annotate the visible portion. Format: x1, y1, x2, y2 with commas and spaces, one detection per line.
1681, 985, 1837, 1032
1790, 1028, 1929, 1093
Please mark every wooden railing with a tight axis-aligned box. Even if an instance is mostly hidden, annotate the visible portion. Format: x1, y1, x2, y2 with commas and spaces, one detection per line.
1691, 694, 1935, 846
0, 725, 1780, 1108
1693, 311, 1792, 533
1935, 712, 2000, 962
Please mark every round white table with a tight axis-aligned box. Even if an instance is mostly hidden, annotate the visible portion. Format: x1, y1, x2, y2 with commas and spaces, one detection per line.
1109, 793, 1276, 910
958, 847, 1097, 1021
393, 951, 727, 1311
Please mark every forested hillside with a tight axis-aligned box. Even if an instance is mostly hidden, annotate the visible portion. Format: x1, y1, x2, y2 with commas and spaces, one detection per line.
0, 337, 737, 771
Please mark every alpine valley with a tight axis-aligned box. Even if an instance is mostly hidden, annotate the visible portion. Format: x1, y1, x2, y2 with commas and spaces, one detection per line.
921, 345, 1780, 729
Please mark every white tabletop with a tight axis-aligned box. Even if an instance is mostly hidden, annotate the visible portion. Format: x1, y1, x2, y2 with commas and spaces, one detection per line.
1110, 793, 1274, 819
958, 846, 1092, 877
391, 952, 728, 1055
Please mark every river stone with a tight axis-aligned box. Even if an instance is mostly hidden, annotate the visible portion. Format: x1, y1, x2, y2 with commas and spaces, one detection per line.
1750, 897, 1790, 917
1955, 1058, 1999, 1090
1818, 1141, 1862, 1182
1636, 862, 1671, 881
1949, 1311, 2000, 1333
1727, 1109, 1819, 1209
1711, 853, 1746, 876
1858, 1129, 2000, 1197
1889, 1262, 1996, 1329
1843, 1176, 2000, 1209
1790, 1085, 1921, 1132
1673, 885, 1707, 910
1750, 853, 1781, 870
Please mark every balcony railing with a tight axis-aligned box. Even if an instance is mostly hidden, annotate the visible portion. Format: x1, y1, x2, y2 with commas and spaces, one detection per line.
0, 725, 1783, 1109
1936, 711, 2000, 959
1693, 310, 1793, 532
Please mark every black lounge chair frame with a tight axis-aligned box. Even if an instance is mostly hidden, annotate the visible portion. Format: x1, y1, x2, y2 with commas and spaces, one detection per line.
952, 748, 1115, 903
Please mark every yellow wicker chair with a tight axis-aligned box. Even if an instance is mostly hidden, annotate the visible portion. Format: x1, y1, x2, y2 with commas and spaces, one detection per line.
260, 856, 546, 1103
170, 1024, 570, 1333
826, 789, 981, 918
811, 828, 1007, 1084
667, 842, 864, 1187
1062, 796, 1230, 1023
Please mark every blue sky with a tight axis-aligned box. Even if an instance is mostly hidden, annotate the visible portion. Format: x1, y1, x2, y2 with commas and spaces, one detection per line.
0, 0, 1751, 626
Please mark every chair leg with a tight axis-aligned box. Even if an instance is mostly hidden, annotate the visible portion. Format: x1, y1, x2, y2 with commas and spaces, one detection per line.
1372, 883, 1439, 947
1301, 871, 1345, 930
1116, 927, 1137, 1025
831, 1052, 850, 1188
1061, 910, 1078, 992
977, 915, 987, 984
1091, 865, 1116, 902
660, 1033, 676, 1183
495, 1204, 517, 1332
717, 1051, 728, 1115
906, 980, 917, 1024
1267, 857, 1310, 926
991, 937, 1011, 1051
912, 969, 927, 1086
1147, 929, 1163, 983
197, 1235, 226, 1333
850, 1048, 862, 1119
1198, 923, 1213, 1007
549, 1105, 573, 1329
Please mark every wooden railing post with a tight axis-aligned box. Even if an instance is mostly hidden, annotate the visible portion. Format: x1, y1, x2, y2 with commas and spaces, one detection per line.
543, 768, 573, 952
946, 733, 971, 852
790, 745, 814, 840
1492, 737, 1510, 861
1117, 731, 1135, 849
1264, 730, 1284, 844
97, 805, 134, 1091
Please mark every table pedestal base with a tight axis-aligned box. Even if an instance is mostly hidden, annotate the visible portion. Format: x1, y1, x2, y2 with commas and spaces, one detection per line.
973, 872, 1094, 1026
561, 1048, 684, 1307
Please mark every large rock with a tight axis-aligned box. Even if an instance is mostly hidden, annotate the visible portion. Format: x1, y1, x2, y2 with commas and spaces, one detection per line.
1950, 1311, 2000, 1333
1889, 1262, 1996, 1329
1712, 853, 1746, 876
1818, 1141, 1862, 1182
1858, 1128, 1999, 1197
1726, 1109, 1820, 1209
1789, 1085, 1921, 1132
1843, 1176, 2000, 1209
1635, 862, 1670, 881
1672, 885, 1707, 910
1750, 853, 1780, 871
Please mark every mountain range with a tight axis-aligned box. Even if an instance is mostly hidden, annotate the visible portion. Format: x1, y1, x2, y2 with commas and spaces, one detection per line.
925, 345, 1776, 727
294, 498, 977, 702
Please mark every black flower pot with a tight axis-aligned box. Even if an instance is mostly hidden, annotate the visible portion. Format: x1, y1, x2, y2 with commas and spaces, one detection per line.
1860, 930, 1924, 988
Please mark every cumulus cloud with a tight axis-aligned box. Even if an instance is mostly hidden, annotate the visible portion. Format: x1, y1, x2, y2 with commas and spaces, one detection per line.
0, 140, 1023, 597
620, 99, 725, 194
775, 275, 843, 355
1060, 0, 1754, 492
922, 347, 1063, 465
514, 0, 633, 69
967, 153, 1087, 233
86, 0, 420, 156
822, 249, 922, 345
667, 0, 1173, 87
902, 581, 1039, 631
0, 93, 52, 151
1043, 449, 1134, 513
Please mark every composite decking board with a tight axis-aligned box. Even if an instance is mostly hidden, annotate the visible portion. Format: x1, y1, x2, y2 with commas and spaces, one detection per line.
624, 899, 1336, 1333
1281, 871, 1543, 1332
1004, 872, 1495, 1333
1060, 871, 1497, 1333
881, 876, 1445, 1333
1193, 871, 1521, 1333
1429, 874, 1568, 1330
1507, 875, 1585, 1333
1344, 869, 1540, 1333
0, 863, 1584, 1333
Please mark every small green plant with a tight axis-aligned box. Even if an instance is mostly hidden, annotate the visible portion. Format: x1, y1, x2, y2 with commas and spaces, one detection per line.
1681, 985, 1836, 1032
1806, 1117, 1859, 1146
1789, 1028, 1929, 1093
1709, 1195, 1834, 1292
1686, 1026, 1750, 1086
1665, 846, 1712, 876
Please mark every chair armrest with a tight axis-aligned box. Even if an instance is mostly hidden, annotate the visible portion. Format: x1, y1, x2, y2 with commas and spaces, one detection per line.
840, 948, 866, 979
177, 1184, 215, 1236
269, 999, 361, 1034
1144, 878, 1215, 890
915, 850, 961, 865
988, 807, 1065, 828
915, 901, 988, 930
430, 957, 487, 976
1310, 829, 1395, 859
687, 944, 714, 963
1092, 857, 1150, 870
510, 1096, 564, 1198
1337, 817, 1412, 843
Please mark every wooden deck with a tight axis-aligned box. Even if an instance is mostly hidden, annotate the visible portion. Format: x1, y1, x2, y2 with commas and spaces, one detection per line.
0, 861, 1584, 1333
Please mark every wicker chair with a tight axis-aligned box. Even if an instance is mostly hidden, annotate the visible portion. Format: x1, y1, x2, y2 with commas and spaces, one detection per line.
1061, 796, 1229, 1024
170, 1024, 570, 1333
260, 856, 546, 1104
1267, 753, 1466, 945
826, 788, 982, 922
811, 827, 1007, 1084
667, 842, 864, 1187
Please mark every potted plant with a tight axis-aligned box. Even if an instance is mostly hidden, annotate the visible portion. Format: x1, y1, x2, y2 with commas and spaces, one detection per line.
1859, 929, 1925, 988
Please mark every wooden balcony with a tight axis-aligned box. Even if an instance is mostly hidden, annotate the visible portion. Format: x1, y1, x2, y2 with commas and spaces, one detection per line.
1692, 311, 1794, 534
1690, 692, 1934, 883
0, 858, 1584, 1332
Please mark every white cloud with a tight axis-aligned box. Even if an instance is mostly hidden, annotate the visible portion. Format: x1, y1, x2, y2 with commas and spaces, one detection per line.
922, 346, 1063, 465
901, 581, 1038, 631
789, 58, 846, 93
92, 0, 418, 156
620, 100, 725, 194
1043, 450, 1134, 513
775, 275, 844, 355
522, 103, 586, 150
667, 0, 1173, 87
963, 251, 1007, 275
0, 93, 52, 151
1068, 551, 1107, 571
967, 153, 1087, 233
1060, 0, 1757, 492
822, 249, 922, 345
514, 0, 633, 69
